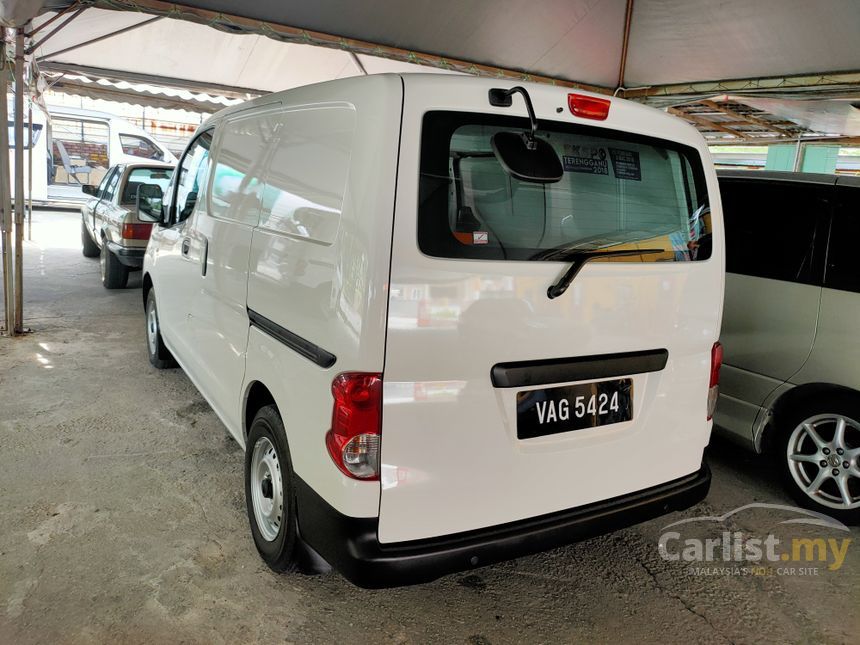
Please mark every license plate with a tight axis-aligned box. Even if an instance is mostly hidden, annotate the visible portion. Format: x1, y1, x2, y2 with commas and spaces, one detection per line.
516, 378, 633, 439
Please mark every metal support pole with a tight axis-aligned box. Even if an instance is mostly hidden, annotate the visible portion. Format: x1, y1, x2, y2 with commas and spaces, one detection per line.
27, 102, 32, 241
13, 27, 25, 333
0, 40, 13, 336
793, 137, 804, 172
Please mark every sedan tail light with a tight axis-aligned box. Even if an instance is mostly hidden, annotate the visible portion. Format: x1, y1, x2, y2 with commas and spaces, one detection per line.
122, 222, 153, 240
707, 342, 723, 420
326, 372, 382, 480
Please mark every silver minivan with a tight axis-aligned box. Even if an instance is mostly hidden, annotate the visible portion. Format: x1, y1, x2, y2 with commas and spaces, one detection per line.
715, 170, 860, 522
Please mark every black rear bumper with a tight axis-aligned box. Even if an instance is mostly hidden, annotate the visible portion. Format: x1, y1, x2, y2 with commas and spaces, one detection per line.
295, 462, 710, 588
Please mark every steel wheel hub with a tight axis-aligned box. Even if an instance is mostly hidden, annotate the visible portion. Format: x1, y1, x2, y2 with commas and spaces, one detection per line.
146, 300, 158, 356
787, 413, 860, 510
250, 436, 284, 542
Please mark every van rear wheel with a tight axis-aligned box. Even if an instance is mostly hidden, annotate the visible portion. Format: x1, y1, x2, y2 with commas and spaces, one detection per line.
245, 405, 300, 572
775, 394, 860, 524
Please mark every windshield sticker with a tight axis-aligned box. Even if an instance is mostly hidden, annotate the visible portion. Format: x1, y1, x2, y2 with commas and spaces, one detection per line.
562, 145, 608, 175
609, 148, 642, 180
472, 231, 489, 245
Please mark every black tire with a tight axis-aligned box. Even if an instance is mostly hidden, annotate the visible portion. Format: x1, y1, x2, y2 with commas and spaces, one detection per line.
772, 391, 860, 525
81, 222, 99, 258
100, 239, 129, 289
144, 290, 177, 369
245, 405, 300, 572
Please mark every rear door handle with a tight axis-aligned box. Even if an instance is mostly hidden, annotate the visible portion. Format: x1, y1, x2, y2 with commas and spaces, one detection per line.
181, 238, 190, 256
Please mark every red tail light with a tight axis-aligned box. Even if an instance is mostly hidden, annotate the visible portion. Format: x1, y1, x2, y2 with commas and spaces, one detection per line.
568, 93, 611, 120
122, 222, 153, 240
707, 342, 723, 420
326, 372, 382, 480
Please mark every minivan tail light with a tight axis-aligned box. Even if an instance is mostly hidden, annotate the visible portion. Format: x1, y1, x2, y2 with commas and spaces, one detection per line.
122, 222, 153, 240
327, 372, 382, 480
707, 342, 723, 420
568, 93, 611, 120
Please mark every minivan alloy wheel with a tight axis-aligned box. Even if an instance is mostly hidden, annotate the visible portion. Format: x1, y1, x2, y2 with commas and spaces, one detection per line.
250, 436, 284, 542
787, 413, 860, 510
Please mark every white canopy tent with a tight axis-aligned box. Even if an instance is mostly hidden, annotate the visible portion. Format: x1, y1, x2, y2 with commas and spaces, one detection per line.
30, 7, 462, 103
9, 0, 859, 95
0, 0, 858, 334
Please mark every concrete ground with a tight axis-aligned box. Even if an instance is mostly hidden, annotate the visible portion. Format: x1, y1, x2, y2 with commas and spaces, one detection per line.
0, 210, 858, 645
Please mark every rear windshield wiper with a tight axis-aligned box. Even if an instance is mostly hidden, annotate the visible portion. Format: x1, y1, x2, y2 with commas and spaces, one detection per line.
539, 248, 665, 300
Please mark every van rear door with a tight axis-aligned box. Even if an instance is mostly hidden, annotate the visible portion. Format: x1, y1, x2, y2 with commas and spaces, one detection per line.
378, 78, 723, 544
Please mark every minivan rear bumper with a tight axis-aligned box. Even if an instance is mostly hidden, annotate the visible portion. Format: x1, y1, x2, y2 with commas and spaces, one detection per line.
295, 462, 710, 589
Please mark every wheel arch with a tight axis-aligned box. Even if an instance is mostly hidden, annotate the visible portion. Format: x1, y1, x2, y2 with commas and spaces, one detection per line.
141, 273, 153, 309
760, 382, 860, 453
244, 380, 277, 440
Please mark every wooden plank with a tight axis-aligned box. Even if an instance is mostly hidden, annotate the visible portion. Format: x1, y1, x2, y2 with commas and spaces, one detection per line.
667, 107, 751, 140
696, 99, 795, 137
623, 71, 860, 100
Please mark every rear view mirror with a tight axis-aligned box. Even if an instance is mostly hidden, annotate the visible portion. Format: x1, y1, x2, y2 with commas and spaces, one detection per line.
136, 184, 164, 223
491, 132, 563, 184
81, 184, 97, 196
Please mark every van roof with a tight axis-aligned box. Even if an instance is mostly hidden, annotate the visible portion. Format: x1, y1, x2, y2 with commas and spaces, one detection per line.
46, 105, 136, 123
121, 160, 175, 170
717, 169, 860, 188
198, 73, 701, 146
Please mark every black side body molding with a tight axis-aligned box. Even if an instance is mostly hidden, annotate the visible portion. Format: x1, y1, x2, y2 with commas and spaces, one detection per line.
491, 348, 669, 388
247, 309, 336, 369
294, 462, 710, 588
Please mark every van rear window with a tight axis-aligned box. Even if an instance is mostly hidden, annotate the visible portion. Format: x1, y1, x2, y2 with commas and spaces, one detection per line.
418, 111, 711, 262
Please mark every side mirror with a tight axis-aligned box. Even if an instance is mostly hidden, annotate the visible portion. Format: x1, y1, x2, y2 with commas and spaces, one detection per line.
81, 184, 98, 196
136, 184, 164, 223
491, 132, 563, 184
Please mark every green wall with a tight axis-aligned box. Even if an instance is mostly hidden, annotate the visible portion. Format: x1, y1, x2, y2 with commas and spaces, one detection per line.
765, 144, 839, 173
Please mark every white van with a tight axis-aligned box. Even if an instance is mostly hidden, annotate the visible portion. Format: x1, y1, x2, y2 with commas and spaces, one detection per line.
7, 104, 176, 203
140, 74, 723, 587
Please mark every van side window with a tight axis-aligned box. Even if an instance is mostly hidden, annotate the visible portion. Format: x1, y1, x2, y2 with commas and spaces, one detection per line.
720, 179, 827, 286
258, 106, 356, 244
209, 115, 276, 226
824, 187, 860, 293
120, 134, 165, 161
172, 131, 213, 225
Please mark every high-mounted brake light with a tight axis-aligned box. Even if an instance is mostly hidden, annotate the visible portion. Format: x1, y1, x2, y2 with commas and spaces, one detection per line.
568, 93, 611, 121
326, 372, 382, 480
707, 342, 723, 420
122, 222, 153, 240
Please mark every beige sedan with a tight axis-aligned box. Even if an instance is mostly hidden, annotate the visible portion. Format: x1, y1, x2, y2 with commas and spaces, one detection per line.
80, 162, 174, 288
